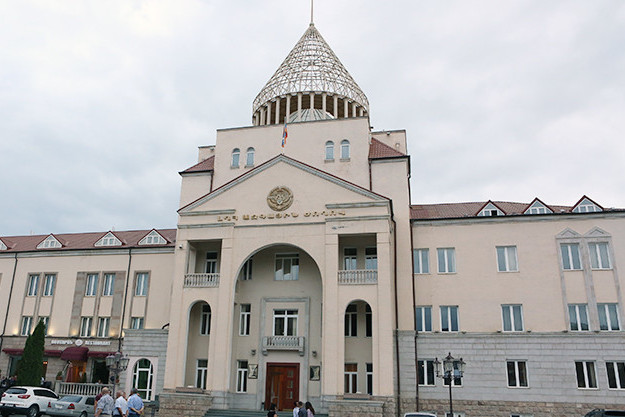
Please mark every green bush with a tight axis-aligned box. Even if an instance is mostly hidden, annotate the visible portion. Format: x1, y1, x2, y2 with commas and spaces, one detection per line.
17, 319, 45, 386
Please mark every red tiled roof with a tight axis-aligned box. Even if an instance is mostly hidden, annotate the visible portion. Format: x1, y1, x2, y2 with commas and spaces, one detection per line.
369, 138, 406, 159
410, 201, 576, 220
180, 156, 214, 174
0, 229, 176, 253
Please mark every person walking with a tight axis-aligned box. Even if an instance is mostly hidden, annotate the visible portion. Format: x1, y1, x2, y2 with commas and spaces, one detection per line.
292, 401, 300, 417
297, 401, 306, 417
127, 388, 144, 416
113, 391, 128, 417
95, 387, 115, 417
305, 401, 315, 417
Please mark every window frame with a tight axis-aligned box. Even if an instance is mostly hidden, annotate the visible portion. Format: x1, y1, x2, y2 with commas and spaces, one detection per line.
575, 361, 597, 389
344, 304, 358, 337
437, 248, 456, 273
440, 305, 459, 332
130, 317, 144, 330
568, 304, 589, 331
245, 147, 255, 167
606, 361, 625, 390
344, 363, 358, 393
273, 309, 298, 336
85, 274, 99, 297
135, 272, 149, 297
239, 304, 251, 336
597, 303, 620, 331
413, 249, 430, 274
501, 304, 524, 332
20, 316, 33, 336
205, 252, 218, 274
43, 274, 56, 297
496, 246, 518, 272
418, 359, 436, 386
340, 139, 350, 159
366, 363, 373, 395
80, 316, 92, 337
588, 242, 611, 270
241, 258, 253, 281
231, 148, 240, 167
325, 141, 334, 160
27, 274, 40, 297
97, 317, 110, 338
200, 304, 211, 335
560, 243, 582, 270
196, 359, 208, 390
365, 247, 377, 270
416, 306, 432, 332
274, 253, 299, 281
236, 360, 248, 393
343, 248, 357, 271
102, 273, 115, 296
506, 360, 529, 388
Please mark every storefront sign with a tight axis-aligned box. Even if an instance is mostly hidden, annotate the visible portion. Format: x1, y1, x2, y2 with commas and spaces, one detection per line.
217, 210, 346, 223
49, 339, 112, 346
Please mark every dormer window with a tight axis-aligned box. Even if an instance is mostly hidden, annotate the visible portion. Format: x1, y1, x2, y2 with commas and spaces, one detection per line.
231, 148, 240, 168
37, 235, 62, 249
325, 141, 335, 160
95, 232, 122, 247
525, 199, 553, 215
246, 147, 255, 166
139, 230, 167, 245
478, 202, 503, 217
340, 140, 350, 159
573, 197, 602, 213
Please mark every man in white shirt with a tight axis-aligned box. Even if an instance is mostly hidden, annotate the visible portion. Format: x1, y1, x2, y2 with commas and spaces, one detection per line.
113, 391, 128, 417
293, 401, 300, 417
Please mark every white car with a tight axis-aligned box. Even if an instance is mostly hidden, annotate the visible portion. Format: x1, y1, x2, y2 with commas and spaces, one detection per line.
47, 395, 95, 417
0, 386, 59, 417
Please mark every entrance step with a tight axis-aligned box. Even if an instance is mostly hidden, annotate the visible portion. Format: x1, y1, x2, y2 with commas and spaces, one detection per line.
204, 410, 328, 417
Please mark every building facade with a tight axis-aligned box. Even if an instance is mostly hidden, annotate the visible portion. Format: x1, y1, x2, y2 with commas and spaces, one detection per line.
1, 20, 624, 417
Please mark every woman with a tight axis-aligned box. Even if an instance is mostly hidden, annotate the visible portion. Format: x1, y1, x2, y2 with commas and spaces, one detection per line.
267, 403, 278, 417
305, 401, 315, 417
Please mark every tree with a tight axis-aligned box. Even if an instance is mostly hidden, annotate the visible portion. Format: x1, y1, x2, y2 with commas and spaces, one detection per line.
17, 319, 45, 386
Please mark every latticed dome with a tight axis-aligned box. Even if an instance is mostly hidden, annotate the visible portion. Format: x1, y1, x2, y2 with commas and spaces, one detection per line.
252, 23, 369, 126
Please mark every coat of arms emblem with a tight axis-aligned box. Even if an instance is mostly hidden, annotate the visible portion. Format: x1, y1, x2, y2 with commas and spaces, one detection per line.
267, 186, 293, 211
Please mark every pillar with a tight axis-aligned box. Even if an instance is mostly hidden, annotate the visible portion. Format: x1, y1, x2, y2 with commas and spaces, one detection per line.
333, 95, 338, 118
266, 101, 272, 125
275, 98, 281, 125
297, 92, 302, 121
286, 95, 291, 123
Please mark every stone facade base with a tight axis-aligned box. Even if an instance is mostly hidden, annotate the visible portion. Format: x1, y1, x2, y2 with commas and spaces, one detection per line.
328, 396, 396, 417
158, 389, 212, 417
418, 399, 625, 417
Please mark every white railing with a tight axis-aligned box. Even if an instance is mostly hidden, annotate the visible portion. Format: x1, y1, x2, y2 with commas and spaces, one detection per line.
57, 382, 112, 396
338, 269, 378, 285
184, 273, 220, 288
262, 336, 305, 356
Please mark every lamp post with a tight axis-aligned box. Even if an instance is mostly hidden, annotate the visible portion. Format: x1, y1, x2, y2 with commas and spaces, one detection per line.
434, 353, 466, 417
105, 352, 129, 396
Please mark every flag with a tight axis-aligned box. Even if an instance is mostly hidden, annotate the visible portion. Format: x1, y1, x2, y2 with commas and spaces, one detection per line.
282, 122, 288, 148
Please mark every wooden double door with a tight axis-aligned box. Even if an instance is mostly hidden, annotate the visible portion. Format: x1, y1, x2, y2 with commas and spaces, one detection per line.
265, 363, 299, 411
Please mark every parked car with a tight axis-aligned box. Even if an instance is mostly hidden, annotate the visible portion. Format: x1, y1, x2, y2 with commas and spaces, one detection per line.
47, 395, 95, 417
404, 413, 437, 417
584, 410, 625, 417
0, 386, 59, 417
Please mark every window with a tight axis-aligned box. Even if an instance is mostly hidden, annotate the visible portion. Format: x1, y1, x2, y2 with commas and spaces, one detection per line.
345, 304, 357, 337
43, 274, 56, 296
85, 274, 98, 296
275, 254, 299, 280
80, 317, 92, 337
365, 247, 377, 270
416, 306, 432, 332
497, 246, 518, 272
20, 316, 32, 336
239, 304, 251, 336
365, 305, 372, 337
437, 248, 456, 273
598, 303, 620, 331
507, 361, 528, 387
343, 248, 357, 270
245, 147, 255, 166
606, 361, 625, 389
97, 317, 110, 338
95, 232, 121, 246
200, 304, 211, 335
325, 141, 334, 160
241, 258, 253, 280
273, 309, 297, 336
575, 361, 597, 388
132, 359, 154, 400
568, 304, 589, 331
589, 242, 611, 269
27, 274, 39, 296
573, 198, 601, 213
39, 316, 49, 335
440, 306, 459, 332
366, 363, 373, 395
205, 252, 218, 274
130, 317, 144, 330
478, 202, 503, 216
340, 140, 350, 159
560, 243, 582, 270
139, 230, 167, 245
135, 273, 149, 296
196, 359, 208, 390
502, 305, 524, 332
344, 363, 357, 393
236, 360, 248, 393
418, 359, 436, 386
525, 200, 551, 214
413, 249, 429, 274
37, 235, 62, 249
102, 273, 115, 296
231, 148, 240, 167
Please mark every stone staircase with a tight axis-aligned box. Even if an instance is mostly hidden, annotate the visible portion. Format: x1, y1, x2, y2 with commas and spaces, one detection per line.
204, 410, 328, 417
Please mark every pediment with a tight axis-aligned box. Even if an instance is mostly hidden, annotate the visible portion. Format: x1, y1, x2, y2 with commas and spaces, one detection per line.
179, 155, 388, 222
557, 228, 581, 238
585, 227, 610, 238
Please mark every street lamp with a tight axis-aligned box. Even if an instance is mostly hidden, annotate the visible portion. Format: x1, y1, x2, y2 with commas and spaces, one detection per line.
433, 353, 466, 417
105, 352, 129, 396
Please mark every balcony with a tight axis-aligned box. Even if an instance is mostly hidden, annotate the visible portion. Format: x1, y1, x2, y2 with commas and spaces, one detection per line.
338, 269, 377, 285
262, 336, 305, 356
57, 382, 113, 396
184, 273, 220, 288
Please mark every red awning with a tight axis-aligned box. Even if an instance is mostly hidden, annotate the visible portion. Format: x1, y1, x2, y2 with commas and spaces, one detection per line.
2, 348, 63, 357
60, 346, 89, 361
88, 351, 117, 358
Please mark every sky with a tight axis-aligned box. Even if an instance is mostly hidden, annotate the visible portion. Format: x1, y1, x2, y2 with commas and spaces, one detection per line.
1, 0, 624, 236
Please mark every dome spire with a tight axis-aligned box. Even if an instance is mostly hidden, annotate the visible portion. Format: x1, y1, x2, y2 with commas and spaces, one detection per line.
252, 19, 369, 126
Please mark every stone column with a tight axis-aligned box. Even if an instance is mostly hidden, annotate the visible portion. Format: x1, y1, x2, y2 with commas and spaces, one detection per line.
333, 95, 338, 118
309, 92, 315, 111
344, 99, 349, 119
322, 92, 327, 115
266, 101, 272, 125
286, 95, 291, 122
352, 102, 357, 117
297, 92, 303, 121
275, 98, 281, 125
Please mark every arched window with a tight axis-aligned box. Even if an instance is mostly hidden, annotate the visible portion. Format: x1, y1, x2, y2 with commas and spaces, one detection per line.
341, 140, 350, 159
132, 358, 154, 400
325, 141, 334, 160
231, 148, 240, 167
246, 147, 255, 166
